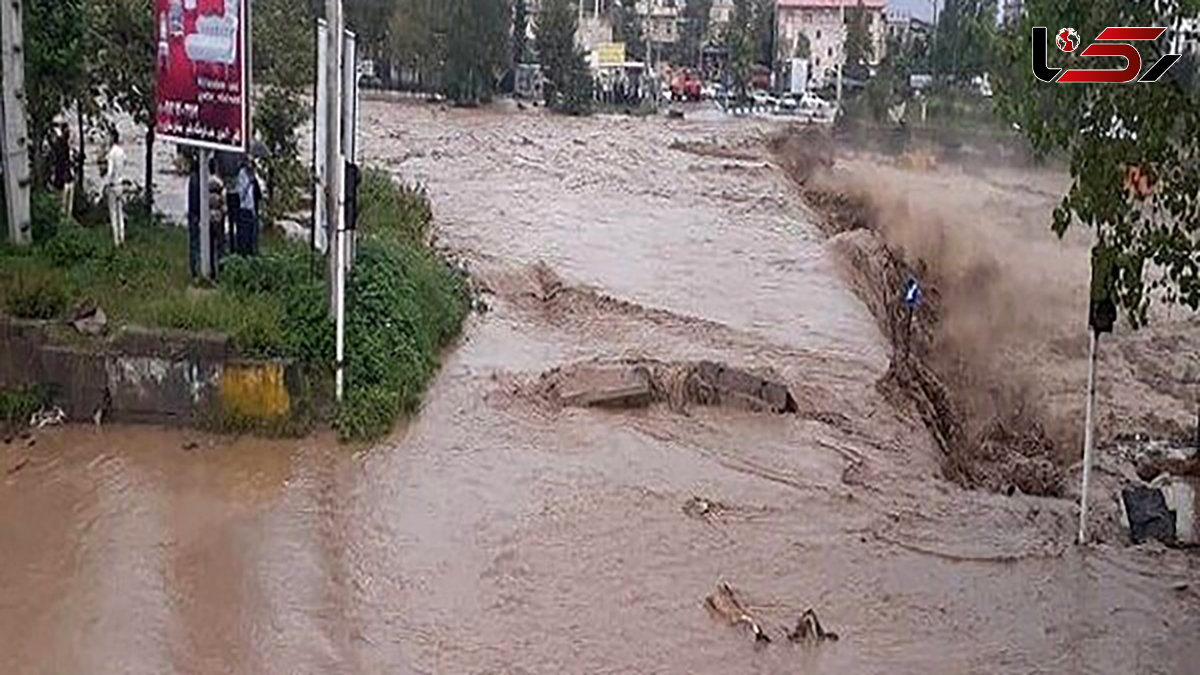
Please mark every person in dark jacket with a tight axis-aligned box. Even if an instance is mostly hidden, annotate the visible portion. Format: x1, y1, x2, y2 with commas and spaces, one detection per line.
233, 158, 261, 256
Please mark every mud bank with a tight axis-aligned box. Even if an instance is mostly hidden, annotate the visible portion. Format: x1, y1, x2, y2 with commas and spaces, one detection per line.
772, 128, 1199, 499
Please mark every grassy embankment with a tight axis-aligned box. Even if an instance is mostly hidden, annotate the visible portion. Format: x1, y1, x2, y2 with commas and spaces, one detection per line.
0, 170, 469, 440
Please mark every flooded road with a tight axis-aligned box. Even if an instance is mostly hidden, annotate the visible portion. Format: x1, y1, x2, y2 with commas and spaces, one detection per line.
3, 102, 1199, 674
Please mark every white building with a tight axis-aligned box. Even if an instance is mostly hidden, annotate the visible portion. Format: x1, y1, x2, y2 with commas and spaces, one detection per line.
776, 0, 887, 87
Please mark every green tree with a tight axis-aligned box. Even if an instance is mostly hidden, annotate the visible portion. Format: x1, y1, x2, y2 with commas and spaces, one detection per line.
933, 0, 998, 85
725, 0, 756, 95
612, 0, 646, 63
793, 31, 811, 59
23, 0, 86, 187
345, 0, 393, 69
751, 0, 775, 67
514, 0, 530, 65
89, 0, 156, 212
677, 0, 711, 67
994, 0, 1200, 325
390, 0, 445, 91
844, 0, 874, 81
254, 0, 318, 224
444, 0, 511, 105
536, 0, 592, 114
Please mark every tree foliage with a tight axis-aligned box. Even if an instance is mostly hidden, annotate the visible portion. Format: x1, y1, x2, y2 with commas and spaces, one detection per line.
725, 0, 756, 95
443, 0, 511, 104
536, 0, 593, 115
844, 0, 875, 81
612, 0, 646, 63
514, 0, 530, 65
994, 0, 1200, 326
933, 0, 998, 84
751, 0, 775, 68
677, 0, 711, 67
23, 0, 86, 183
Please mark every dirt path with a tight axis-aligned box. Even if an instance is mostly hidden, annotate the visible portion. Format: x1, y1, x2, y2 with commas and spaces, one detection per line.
1, 103, 1198, 674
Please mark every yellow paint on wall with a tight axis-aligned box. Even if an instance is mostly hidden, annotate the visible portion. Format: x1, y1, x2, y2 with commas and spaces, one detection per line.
221, 363, 290, 420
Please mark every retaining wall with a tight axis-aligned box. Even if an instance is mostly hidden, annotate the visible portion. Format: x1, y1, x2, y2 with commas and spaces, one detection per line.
0, 317, 306, 426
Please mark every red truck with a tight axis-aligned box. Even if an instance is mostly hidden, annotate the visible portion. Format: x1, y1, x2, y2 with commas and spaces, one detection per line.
670, 68, 702, 102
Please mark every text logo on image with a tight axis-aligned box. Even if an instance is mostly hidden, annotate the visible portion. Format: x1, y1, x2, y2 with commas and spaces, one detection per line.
1032, 26, 1182, 84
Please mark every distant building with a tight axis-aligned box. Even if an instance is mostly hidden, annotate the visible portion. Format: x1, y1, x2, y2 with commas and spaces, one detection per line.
884, 11, 931, 47
710, 0, 735, 28
776, 0, 888, 87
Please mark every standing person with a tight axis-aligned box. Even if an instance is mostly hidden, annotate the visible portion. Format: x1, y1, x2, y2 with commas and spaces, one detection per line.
103, 130, 127, 246
186, 152, 202, 278
50, 116, 75, 218
208, 161, 227, 270
234, 158, 260, 256
217, 151, 242, 252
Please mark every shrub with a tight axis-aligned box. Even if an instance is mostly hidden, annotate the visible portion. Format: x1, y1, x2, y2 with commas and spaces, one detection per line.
357, 168, 433, 245
335, 179, 469, 441
31, 191, 63, 243
5, 270, 67, 319
0, 386, 50, 425
41, 222, 106, 267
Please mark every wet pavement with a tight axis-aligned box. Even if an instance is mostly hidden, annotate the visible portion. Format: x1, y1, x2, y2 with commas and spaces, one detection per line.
2, 102, 1198, 674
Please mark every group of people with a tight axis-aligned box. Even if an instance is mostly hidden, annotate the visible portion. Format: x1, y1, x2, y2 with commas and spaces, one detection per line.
47, 115, 263, 279
186, 150, 262, 279
50, 117, 129, 247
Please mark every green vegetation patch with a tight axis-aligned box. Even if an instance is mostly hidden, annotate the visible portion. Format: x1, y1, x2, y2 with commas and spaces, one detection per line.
1, 169, 468, 442
336, 169, 470, 441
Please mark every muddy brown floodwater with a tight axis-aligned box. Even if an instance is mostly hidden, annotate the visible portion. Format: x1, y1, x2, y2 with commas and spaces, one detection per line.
3, 102, 1199, 674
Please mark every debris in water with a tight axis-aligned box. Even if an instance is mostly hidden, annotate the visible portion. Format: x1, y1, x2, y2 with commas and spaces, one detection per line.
787, 609, 840, 644
705, 583, 771, 645
29, 408, 65, 429
6, 458, 29, 475
534, 359, 799, 415
682, 496, 725, 519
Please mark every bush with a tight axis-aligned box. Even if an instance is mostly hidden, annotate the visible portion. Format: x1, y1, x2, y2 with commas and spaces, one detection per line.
357, 168, 433, 245
0, 386, 50, 425
31, 191, 63, 243
41, 222, 106, 267
335, 179, 469, 441
5, 270, 67, 319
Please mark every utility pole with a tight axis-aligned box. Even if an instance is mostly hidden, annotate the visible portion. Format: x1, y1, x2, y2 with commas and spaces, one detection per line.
1077, 329, 1099, 544
1078, 246, 1117, 544
1, 0, 32, 246
325, 0, 346, 401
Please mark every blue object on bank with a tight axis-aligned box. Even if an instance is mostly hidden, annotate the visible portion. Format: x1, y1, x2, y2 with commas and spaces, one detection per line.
902, 277, 922, 309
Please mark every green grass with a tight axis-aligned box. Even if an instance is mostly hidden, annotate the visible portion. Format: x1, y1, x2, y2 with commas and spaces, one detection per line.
1, 173, 469, 441
0, 201, 324, 361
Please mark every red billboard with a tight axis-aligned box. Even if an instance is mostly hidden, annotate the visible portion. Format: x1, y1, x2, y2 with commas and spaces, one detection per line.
154, 0, 248, 152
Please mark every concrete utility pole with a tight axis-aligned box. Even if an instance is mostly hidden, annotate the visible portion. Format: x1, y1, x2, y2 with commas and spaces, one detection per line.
1, 0, 32, 246
327, 0, 344, 320
1077, 329, 1099, 544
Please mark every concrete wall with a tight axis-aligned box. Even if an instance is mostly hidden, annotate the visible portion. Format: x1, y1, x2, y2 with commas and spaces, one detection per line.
0, 317, 307, 426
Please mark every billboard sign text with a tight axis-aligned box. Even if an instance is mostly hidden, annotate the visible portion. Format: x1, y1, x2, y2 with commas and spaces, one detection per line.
155, 0, 248, 152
